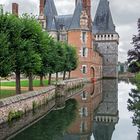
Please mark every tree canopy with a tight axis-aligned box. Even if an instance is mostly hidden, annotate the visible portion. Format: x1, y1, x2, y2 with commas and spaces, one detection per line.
128, 18, 140, 73
0, 13, 78, 93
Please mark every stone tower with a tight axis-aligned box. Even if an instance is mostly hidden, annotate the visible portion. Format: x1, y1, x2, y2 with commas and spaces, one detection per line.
92, 0, 119, 78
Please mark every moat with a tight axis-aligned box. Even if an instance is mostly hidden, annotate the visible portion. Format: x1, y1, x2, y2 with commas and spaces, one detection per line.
1, 79, 139, 140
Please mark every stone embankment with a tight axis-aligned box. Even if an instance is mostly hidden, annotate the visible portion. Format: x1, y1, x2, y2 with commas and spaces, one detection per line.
0, 78, 86, 125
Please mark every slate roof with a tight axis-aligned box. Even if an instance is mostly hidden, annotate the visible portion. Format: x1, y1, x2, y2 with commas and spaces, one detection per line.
69, 0, 83, 30
92, 0, 116, 34
44, 0, 83, 31
44, 0, 58, 30
55, 15, 73, 30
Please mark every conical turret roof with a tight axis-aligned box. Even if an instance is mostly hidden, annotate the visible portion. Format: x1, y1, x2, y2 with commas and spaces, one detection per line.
69, 0, 83, 29
44, 0, 57, 30
92, 0, 116, 34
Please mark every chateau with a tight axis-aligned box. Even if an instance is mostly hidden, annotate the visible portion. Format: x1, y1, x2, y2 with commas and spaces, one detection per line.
39, 0, 119, 79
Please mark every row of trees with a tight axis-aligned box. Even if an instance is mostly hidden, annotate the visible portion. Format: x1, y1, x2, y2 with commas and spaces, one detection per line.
0, 13, 78, 94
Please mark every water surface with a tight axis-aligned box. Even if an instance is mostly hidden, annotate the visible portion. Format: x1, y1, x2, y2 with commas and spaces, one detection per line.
11, 80, 139, 140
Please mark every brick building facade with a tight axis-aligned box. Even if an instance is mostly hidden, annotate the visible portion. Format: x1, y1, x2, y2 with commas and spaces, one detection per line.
38, 0, 119, 79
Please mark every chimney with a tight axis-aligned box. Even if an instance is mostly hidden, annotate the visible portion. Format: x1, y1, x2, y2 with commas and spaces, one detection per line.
12, 3, 18, 16
82, 0, 91, 28
40, 0, 45, 15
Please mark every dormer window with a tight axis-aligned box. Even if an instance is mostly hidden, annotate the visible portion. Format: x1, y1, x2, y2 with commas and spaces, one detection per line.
60, 33, 67, 42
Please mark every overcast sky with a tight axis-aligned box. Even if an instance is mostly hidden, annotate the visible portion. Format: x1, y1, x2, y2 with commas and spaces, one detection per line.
0, 0, 140, 62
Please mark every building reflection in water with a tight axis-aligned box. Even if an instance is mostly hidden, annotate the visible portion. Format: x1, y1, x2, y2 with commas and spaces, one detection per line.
93, 79, 119, 140
63, 79, 119, 140
63, 80, 103, 140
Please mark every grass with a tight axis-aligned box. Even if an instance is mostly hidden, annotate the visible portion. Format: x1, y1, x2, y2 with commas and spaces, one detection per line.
135, 73, 140, 83
0, 90, 27, 99
0, 79, 48, 99
1, 79, 48, 87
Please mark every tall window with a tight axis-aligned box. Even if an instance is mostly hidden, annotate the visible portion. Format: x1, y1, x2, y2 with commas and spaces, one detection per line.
82, 47, 86, 57
80, 121, 87, 133
82, 91, 87, 100
81, 107, 88, 117
82, 65, 87, 74
82, 32, 86, 43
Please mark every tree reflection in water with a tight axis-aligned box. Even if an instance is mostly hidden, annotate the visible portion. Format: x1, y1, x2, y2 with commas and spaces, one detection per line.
12, 99, 77, 140
128, 82, 140, 136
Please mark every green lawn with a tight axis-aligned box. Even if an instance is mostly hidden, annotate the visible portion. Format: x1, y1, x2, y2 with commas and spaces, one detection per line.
1, 79, 48, 87
0, 90, 27, 99
135, 73, 140, 82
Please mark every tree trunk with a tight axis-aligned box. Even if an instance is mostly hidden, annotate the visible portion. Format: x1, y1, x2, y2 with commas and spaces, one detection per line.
15, 69, 21, 94
68, 71, 71, 79
28, 73, 33, 91
56, 72, 58, 82
48, 73, 52, 85
40, 75, 44, 86
63, 71, 66, 80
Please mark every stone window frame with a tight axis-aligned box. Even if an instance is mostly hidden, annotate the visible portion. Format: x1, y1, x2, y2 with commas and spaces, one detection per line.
81, 91, 87, 100
82, 65, 87, 74
82, 31, 86, 43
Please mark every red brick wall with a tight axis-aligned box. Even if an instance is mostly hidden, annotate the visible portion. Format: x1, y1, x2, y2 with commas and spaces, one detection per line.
68, 30, 102, 80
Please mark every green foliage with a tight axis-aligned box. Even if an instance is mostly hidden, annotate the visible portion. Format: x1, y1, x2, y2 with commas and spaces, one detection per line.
128, 80, 140, 134
63, 43, 78, 72
55, 41, 66, 73
128, 18, 140, 73
36, 32, 51, 77
8, 110, 24, 122
12, 99, 77, 140
0, 12, 78, 93
20, 14, 42, 75
0, 33, 11, 77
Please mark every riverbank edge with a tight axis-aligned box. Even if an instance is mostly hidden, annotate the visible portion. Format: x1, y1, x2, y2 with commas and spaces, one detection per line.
0, 78, 88, 125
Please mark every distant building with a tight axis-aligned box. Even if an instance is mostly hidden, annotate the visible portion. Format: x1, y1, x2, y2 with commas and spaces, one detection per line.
118, 62, 128, 73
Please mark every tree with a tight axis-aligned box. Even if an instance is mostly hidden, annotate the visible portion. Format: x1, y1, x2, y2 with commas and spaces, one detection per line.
45, 38, 57, 85
36, 32, 52, 86
63, 43, 78, 80
54, 42, 66, 82
128, 88, 140, 135
20, 14, 43, 91
0, 14, 24, 94
0, 33, 12, 77
128, 18, 140, 73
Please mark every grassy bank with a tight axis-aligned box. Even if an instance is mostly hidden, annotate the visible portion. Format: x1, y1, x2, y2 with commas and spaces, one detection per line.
0, 79, 49, 99
1, 79, 48, 87
135, 73, 140, 83
0, 90, 27, 99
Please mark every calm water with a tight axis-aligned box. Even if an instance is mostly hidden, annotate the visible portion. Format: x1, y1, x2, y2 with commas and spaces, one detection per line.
11, 80, 139, 140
